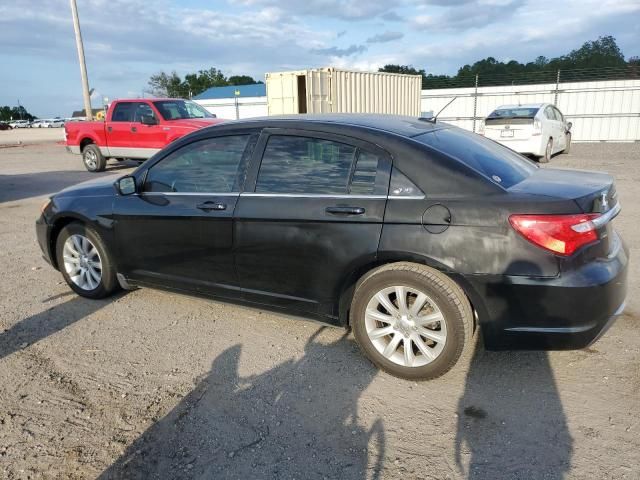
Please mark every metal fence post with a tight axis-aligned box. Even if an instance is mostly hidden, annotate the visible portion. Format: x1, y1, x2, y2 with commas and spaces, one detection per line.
554, 70, 561, 105
472, 74, 479, 133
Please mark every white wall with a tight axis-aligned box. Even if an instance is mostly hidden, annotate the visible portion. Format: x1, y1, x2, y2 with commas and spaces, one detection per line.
421, 78, 640, 142
195, 78, 640, 141
193, 96, 267, 120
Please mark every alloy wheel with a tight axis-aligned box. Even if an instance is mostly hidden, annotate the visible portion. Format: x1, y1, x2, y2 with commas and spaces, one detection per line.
62, 234, 102, 290
364, 285, 447, 367
84, 150, 98, 170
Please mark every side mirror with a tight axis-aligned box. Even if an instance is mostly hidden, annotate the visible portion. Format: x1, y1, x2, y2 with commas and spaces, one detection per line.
566, 121, 572, 132
140, 115, 158, 126
117, 176, 137, 195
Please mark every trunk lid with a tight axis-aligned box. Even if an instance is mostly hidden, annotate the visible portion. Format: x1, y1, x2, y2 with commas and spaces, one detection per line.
509, 168, 616, 213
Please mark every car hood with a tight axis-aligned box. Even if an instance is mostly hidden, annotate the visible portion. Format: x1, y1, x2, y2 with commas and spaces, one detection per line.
56, 174, 121, 198
164, 118, 225, 129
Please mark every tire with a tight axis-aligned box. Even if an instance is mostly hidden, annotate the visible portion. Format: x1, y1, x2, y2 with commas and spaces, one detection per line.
82, 144, 106, 172
563, 133, 571, 154
350, 262, 473, 381
55, 222, 119, 299
539, 138, 552, 163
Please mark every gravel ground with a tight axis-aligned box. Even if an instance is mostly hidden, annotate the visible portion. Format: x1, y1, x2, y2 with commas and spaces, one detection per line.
0, 128, 64, 146
0, 142, 638, 480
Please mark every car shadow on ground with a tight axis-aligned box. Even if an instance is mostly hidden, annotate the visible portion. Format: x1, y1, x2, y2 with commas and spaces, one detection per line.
98, 327, 386, 480
456, 259, 573, 478
0, 293, 120, 361
455, 346, 573, 479
0, 164, 135, 204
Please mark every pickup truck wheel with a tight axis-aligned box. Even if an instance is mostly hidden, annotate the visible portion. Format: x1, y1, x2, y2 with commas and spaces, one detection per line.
82, 144, 106, 172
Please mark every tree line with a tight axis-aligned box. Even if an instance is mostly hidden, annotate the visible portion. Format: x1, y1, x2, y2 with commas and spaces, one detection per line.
379, 36, 639, 88
147, 68, 262, 98
0, 106, 36, 122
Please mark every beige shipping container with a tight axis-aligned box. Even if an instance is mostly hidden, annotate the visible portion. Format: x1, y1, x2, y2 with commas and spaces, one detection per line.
266, 67, 422, 116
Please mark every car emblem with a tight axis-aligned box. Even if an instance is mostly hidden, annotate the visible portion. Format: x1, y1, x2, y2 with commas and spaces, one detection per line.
504, 125, 510, 129
601, 192, 609, 211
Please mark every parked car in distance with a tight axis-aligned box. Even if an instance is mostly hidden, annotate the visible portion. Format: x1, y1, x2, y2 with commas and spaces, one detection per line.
479, 103, 572, 162
65, 98, 224, 172
9, 120, 31, 128
38, 118, 65, 128
30, 119, 46, 128
0, 122, 12, 130
37, 114, 627, 380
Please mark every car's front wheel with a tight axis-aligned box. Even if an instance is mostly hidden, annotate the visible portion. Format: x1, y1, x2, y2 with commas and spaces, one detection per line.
55, 223, 118, 299
351, 262, 473, 380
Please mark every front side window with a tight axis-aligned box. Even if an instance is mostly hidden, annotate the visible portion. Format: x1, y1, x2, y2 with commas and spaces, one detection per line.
152, 100, 214, 120
256, 135, 357, 194
132, 103, 156, 123
144, 135, 250, 193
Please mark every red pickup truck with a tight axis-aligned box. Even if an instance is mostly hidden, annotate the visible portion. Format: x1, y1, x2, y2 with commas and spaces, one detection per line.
65, 98, 224, 171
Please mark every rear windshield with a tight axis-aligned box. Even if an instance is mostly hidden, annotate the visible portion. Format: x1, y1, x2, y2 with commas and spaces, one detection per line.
488, 107, 539, 119
414, 127, 537, 188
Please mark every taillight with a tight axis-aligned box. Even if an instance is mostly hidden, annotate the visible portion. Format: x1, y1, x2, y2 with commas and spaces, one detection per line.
509, 213, 600, 256
532, 119, 542, 136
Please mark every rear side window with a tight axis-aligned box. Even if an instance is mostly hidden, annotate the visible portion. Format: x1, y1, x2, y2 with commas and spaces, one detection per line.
256, 135, 357, 194
415, 127, 537, 188
144, 135, 250, 193
111, 103, 135, 122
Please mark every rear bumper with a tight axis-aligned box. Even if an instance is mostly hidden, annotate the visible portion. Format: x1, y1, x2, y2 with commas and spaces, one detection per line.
466, 239, 629, 350
485, 135, 544, 156
66, 145, 81, 154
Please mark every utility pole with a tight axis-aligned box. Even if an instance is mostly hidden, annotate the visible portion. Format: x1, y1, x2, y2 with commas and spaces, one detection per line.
70, 0, 93, 120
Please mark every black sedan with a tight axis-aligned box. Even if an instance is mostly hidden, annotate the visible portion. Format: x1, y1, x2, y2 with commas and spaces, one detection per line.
36, 115, 628, 380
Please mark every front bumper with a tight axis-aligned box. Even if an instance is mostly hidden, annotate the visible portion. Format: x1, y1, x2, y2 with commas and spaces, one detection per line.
467, 240, 629, 350
36, 214, 55, 268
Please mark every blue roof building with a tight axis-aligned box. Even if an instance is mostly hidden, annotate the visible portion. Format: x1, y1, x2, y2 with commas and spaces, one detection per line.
193, 83, 266, 100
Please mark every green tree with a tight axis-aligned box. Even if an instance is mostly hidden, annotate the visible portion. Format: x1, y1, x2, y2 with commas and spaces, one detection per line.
147, 68, 261, 98
0, 105, 36, 122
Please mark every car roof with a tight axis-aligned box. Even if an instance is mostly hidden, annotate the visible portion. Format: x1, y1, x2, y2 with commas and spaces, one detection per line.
217, 114, 445, 138
495, 103, 547, 109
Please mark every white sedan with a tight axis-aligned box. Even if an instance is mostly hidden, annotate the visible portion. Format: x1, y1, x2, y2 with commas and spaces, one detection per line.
479, 103, 572, 162
9, 120, 31, 128
40, 118, 65, 128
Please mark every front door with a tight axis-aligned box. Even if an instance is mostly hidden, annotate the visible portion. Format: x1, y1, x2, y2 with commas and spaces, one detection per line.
113, 133, 257, 297
234, 129, 391, 317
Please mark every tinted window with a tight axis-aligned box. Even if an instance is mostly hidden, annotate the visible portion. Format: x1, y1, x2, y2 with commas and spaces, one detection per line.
488, 107, 539, 119
544, 106, 555, 120
553, 107, 563, 122
256, 136, 357, 194
349, 151, 382, 195
111, 103, 135, 122
415, 127, 537, 188
144, 136, 250, 193
132, 103, 156, 123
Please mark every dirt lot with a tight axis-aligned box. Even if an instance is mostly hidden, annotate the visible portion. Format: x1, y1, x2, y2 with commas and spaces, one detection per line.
0, 141, 638, 480
0, 128, 64, 146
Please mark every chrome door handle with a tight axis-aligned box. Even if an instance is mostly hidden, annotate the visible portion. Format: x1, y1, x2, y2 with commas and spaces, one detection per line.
196, 201, 226, 211
326, 206, 365, 215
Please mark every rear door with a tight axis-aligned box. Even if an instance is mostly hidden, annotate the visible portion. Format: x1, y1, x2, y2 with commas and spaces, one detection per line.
113, 132, 258, 296
234, 128, 391, 317
106, 102, 136, 156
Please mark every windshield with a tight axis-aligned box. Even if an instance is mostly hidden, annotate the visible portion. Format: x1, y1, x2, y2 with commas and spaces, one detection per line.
152, 100, 214, 120
488, 107, 539, 119
414, 127, 537, 188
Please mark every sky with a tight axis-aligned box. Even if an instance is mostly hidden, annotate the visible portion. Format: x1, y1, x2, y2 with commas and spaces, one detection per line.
0, 0, 638, 117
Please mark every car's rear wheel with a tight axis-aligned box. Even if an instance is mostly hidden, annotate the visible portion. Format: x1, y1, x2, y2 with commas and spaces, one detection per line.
82, 144, 106, 172
563, 133, 571, 154
55, 223, 118, 299
539, 138, 552, 163
351, 262, 473, 380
